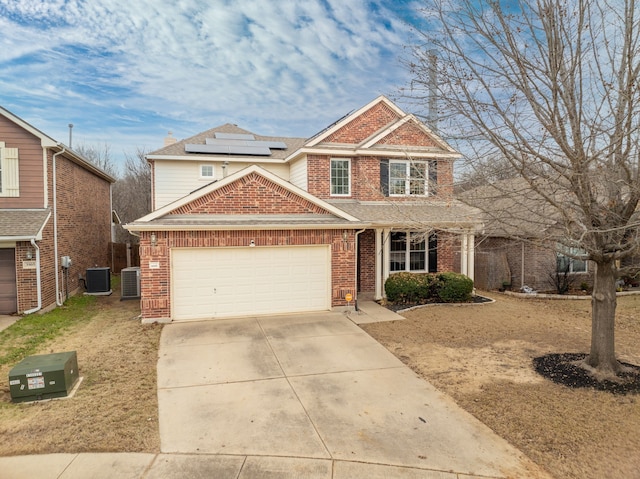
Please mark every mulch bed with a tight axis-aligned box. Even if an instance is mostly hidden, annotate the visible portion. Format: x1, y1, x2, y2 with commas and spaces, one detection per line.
533, 353, 640, 394
381, 294, 492, 312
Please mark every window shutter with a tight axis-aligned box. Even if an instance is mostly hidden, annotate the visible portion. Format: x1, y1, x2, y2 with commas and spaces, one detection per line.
380, 159, 389, 196
0, 147, 19, 197
428, 233, 438, 273
428, 160, 437, 196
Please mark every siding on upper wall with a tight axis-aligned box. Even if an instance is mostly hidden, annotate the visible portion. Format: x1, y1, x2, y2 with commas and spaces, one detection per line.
0, 115, 45, 208
154, 160, 290, 209
289, 157, 307, 190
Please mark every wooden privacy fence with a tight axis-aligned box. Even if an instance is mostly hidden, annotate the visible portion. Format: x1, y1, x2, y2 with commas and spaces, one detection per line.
109, 242, 140, 273
474, 250, 511, 290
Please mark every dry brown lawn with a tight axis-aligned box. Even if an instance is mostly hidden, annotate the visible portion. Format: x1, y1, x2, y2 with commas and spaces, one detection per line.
362, 293, 640, 479
0, 291, 162, 455
2, 286, 639, 478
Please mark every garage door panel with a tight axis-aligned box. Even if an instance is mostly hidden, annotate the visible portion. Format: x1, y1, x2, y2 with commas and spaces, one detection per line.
172, 246, 330, 320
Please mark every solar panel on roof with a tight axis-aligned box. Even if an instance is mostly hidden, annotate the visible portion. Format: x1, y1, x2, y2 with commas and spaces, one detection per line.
205, 138, 287, 149
185, 143, 272, 155
214, 132, 256, 141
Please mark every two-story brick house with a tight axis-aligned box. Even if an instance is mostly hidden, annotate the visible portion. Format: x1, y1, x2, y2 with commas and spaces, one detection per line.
0, 106, 115, 315
125, 96, 481, 321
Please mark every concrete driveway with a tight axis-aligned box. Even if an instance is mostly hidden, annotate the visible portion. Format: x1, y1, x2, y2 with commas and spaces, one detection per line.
157, 311, 549, 479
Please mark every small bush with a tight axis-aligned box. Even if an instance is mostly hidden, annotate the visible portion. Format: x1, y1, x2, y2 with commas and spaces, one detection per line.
384, 272, 473, 304
434, 272, 474, 303
384, 272, 432, 303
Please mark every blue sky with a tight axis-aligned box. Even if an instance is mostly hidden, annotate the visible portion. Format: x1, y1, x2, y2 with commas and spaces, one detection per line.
0, 0, 420, 173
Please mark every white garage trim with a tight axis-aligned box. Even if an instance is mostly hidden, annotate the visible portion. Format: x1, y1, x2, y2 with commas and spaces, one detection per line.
171, 245, 331, 320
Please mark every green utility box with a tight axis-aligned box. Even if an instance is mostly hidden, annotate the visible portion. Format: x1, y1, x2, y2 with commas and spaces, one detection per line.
9, 351, 79, 403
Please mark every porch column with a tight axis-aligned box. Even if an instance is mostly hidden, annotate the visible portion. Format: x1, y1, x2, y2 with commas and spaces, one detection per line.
382, 228, 391, 298
375, 228, 383, 300
467, 233, 475, 281
461, 233, 469, 277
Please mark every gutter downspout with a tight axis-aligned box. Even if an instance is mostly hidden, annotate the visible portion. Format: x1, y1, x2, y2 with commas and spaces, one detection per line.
354, 228, 366, 310
23, 238, 42, 314
53, 147, 65, 306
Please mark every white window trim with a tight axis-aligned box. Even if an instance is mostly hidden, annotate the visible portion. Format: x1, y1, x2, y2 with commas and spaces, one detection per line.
199, 164, 215, 180
330, 158, 351, 197
389, 231, 428, 273
389, 160, 428, 197
556, 246, 588, 274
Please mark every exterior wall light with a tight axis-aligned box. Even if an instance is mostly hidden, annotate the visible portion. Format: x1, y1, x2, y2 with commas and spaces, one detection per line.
250, 239, 255, 247
150, 233, 157, 247
26, 249, 33, 260
342, 230, 349, 242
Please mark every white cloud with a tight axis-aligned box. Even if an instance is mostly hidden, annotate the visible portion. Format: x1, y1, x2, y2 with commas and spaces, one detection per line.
0, 0, 413, 164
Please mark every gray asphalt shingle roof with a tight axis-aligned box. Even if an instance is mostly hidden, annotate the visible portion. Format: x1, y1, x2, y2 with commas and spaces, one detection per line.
326, 200, 482, 228
0, 209, 51, 239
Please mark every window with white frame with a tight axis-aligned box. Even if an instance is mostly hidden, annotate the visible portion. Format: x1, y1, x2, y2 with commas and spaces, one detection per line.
556, 245, 588, 273
330, 158, 350, 196
390, 231, 427, 272
389, 160, 427, 196
200, 164, 214, 179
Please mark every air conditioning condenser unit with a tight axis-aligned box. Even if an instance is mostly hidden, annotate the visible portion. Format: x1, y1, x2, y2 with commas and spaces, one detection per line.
121, 267, 141, 299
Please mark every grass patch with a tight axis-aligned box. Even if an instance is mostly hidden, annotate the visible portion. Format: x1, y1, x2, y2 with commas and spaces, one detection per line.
0, 295, 97, 367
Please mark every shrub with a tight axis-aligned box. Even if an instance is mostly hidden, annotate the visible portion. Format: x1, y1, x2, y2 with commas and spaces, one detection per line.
384, 272, 473, 304
384, 272, 433, 303
434, 272, 474, 302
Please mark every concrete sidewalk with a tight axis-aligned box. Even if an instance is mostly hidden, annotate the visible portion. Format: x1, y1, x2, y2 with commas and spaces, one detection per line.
0, 303, 551, 478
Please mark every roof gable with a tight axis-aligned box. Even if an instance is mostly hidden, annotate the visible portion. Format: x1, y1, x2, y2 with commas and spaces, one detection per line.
135, 165, 358, 223
306, 96, 404, 146
172, 172, 334, 216
360, 115, 458, 154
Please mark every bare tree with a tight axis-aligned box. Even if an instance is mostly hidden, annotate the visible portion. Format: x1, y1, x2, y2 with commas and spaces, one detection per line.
74, 143, 118, 177
112, 149, 152, 242
403, 0, 640, 378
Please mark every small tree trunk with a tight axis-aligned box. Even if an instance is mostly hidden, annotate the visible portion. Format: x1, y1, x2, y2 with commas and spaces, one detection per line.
586, 260, 621, 376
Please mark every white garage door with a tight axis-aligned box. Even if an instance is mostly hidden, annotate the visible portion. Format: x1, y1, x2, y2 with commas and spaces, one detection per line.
172, 246, 331, 320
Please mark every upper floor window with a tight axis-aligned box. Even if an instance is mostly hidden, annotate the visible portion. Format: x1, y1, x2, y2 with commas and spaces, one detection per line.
331, 158, 351, 196
200, 164, 214, 179
0, 142, 19, 197
389, 160, 428, 196
556, 245, 588, 273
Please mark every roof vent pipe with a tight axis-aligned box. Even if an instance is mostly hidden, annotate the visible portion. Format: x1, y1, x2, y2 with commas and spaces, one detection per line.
68, 124, 73, 148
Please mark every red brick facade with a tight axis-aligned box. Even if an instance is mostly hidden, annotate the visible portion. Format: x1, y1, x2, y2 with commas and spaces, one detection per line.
306, 154, 454, 202
324, 102, 399, 144
377, 121, 439, 147
174, 173, 331, 215
139, 229, 356, 320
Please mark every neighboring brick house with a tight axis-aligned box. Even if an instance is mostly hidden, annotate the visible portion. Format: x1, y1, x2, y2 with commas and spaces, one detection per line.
462, 178, 592, 292
125, 96, 482, 321
0, 106, 115, 315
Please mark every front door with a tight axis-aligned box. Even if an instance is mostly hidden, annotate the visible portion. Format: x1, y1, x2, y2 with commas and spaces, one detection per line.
0, 249, 17, 314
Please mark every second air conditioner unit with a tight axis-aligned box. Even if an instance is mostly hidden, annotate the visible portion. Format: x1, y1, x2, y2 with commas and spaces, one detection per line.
121, 267, 141, 299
